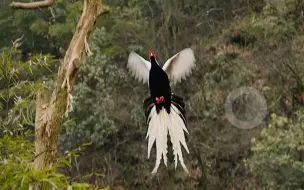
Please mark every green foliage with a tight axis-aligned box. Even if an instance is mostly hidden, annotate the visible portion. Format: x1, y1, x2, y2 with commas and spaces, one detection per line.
0, 134, 66, 189
0, 45, 108, 189
246, 109, 304, 189
0, 45, 54, 135
60, 5, 149, 149
60, 29, 119, 149
0, 0, 83, 56
241, 0, 302, 42
0, 134, 109, 190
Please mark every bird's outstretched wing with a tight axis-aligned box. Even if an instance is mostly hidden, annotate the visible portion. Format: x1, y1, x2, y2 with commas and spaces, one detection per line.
162, 48, 196, 85
127, 51, 151, 84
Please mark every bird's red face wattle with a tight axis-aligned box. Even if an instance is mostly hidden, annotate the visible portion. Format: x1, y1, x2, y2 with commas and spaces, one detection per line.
149, 51, 155, 59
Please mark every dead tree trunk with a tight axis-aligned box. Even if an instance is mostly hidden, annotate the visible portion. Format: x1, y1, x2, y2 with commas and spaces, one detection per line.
11, 0, 109, 189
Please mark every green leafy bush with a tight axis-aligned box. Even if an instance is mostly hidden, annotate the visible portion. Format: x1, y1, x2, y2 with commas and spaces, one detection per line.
0, 134, 109, 190
246, 109, 304, 189
0, 46, 108, 190
241, 0, 301, 42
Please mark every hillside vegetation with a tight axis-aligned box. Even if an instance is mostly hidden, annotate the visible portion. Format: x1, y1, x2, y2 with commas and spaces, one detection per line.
0, 0, 303, 189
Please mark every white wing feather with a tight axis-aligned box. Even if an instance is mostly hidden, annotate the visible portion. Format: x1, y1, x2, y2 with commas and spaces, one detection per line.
127, 51, 151, 84
162, 48, 196, 85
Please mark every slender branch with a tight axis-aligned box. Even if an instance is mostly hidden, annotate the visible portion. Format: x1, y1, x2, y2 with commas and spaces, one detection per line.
10, 0, 55, 9
98, 6, 110, 16
49, 7, 56, 22
284, 60, 303, 85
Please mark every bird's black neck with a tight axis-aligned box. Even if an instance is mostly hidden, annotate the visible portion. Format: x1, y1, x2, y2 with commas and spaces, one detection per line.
150, 57, 159, 68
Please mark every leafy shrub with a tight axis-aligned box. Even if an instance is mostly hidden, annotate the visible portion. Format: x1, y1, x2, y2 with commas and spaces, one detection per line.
246, 109, 304, 189
0, 134, 109, 190
240, 0, 301, 42
0, 45, 108, 190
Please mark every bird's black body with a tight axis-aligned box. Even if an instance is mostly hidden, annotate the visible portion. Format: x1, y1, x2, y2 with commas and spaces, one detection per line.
143, 55, 187, 126
148, 56, 171, 113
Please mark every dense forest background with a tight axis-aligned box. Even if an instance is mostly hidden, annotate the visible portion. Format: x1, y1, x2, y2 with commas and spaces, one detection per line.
0, 0, 304, 189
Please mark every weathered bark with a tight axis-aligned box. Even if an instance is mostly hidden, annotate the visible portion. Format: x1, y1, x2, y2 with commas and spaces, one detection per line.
10, 0, 109, 189
34, 88, 51, 171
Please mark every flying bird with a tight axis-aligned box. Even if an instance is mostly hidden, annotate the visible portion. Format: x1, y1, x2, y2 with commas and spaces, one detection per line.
127, 48, 196, 174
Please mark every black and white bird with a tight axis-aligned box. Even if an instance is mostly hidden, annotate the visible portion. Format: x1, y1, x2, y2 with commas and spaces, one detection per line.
127, 48, 196, 174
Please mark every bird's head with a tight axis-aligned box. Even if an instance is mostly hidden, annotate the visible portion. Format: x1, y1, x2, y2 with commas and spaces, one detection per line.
148, 51, 156, 61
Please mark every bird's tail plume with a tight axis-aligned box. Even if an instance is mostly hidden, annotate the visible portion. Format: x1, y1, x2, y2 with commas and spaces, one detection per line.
143, 94, 190, 174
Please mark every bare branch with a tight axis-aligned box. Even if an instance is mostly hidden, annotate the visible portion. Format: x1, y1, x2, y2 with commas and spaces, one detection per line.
49, 7, 56, 22
10, 0, 55, 9
12, 35, 24, 48
98, 6, 110, 16
84, 36, 93, 56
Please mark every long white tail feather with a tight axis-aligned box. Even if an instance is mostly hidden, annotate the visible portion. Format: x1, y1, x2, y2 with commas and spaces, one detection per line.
161, 110, 168, 167
168, 107, 189, 173
171, 105, 189, 134
146, 107, 156, 140
170, 106, 190, 154
167, 114, 178, 169
147, 104, 189, 174
152, 113, 161, 174
147, 107, 157, 159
